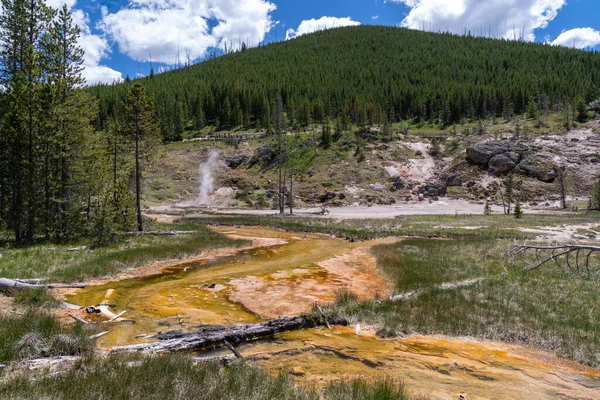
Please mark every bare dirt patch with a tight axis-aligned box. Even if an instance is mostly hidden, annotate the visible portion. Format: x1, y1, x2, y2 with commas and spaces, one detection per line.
0, 295, 16, 317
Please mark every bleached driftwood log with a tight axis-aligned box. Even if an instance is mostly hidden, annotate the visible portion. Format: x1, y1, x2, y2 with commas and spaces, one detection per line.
0, 278, 87, 292
389, 278, 485, 301
112, 315, 341, 354
119, 231, 198, 237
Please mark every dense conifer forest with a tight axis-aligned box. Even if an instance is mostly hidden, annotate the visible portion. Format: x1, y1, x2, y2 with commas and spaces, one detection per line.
89, 25, 600, 141
0, 1, 158, 243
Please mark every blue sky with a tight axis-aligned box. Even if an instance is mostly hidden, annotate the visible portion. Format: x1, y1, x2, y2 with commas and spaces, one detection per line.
46, 0, 600, 85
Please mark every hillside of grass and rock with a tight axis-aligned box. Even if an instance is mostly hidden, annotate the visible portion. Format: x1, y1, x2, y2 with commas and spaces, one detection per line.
144, 114, 600, 211
86, 26, 600, 212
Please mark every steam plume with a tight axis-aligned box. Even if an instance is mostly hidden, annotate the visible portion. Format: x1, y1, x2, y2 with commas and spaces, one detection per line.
198, 150, 222, 206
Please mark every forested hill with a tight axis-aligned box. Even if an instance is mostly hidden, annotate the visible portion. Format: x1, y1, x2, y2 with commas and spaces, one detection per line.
89, 25, 600, 141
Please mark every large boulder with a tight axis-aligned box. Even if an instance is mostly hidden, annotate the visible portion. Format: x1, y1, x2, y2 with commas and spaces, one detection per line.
419, 182, 447, 197
515, 154, 558, 183
390, 176, 405, 192
442, 161, 480, 187
488, 153, 518, 174
225, 156, 250, 169
466, 142, 530, 165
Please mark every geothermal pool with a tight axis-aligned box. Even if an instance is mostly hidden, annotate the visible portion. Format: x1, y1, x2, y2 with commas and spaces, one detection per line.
66, 227, 600, 399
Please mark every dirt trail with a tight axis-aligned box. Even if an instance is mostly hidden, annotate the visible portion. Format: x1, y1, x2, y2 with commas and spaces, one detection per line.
518, 223, 600, 242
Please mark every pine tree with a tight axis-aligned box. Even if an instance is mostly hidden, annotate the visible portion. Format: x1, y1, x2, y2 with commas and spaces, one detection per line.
484, 201, 492, 215
123, 82, 160, 231
0, 0, 53, 242
44, 3, 87, 239
527, 96, 538, 119
321, 120, 332, 149
173, 100, 185, 141
576, 97, 588, 122
514, 200, 524, 219
195, 101, 205, 131
590, 176, 600, 210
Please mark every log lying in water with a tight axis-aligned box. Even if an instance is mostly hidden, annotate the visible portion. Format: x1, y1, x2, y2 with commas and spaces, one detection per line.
112, 315, 342, 354
0, 278, 87, 292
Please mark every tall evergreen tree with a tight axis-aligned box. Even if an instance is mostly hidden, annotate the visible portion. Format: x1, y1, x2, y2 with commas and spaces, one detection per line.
123, 82, 160, 231
0, 0, 53, 242
173, 100, 185, 141
43, 3, 86, 239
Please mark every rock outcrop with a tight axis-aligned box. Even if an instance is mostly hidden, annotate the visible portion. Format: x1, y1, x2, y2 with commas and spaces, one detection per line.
466, 142, 531, 166
466, 141, 557, 182
488, 152, 519, 173
515, 154, 558, 182
225, 156, 250, 169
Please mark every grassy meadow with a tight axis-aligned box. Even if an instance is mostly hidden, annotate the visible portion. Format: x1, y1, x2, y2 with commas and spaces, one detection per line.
326, 238, 600, 366
183, 212, 600, 241
0, 224, 247, 282
0, 355, 412, 400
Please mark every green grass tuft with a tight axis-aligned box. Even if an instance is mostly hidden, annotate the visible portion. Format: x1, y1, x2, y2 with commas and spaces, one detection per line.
0, 224, 248, 282
330, 239, 600, 366
0, 311, 94, 363
13, 288, 61, 309
0, 355, 414, 400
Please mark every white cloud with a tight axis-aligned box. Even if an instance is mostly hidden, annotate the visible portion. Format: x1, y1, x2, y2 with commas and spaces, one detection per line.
70, 8, 122, 85
99, 0, 276, 65
372, 15, 379, 20
390, 0, 566, 41
285, 16, 361, 40
0, 1, 121, 85
552, 27, 600, 49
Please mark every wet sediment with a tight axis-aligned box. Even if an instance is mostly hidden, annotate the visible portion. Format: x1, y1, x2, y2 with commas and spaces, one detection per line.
65, 226, 600, 399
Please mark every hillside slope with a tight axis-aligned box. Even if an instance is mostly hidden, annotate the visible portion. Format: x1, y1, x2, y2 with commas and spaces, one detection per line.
144, 116, 600, 212
90, 26, 600, 141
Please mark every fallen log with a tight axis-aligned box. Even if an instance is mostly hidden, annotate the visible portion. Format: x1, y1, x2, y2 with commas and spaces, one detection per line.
85, 305, 132, 324
119, 231, 198, 237
67, 246, 87, 252
0, 278, 87, 292
12, 278, 47, 284
89, 330, 113, 340
112, 315, 343, 353
390, 278, 484, 302
224, 340, 243, 359
18, 356, 80, 371
68, 313, 89, 324
193, 355, 235, 364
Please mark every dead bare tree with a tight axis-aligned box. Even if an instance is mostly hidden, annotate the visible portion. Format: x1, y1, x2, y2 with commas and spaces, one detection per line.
511, 244, 600, 279
185, 48, 191, 67
502, 172, 515, 214
557, 167, 567, 209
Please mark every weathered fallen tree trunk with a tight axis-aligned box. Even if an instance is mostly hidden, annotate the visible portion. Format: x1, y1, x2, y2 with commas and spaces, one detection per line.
119, 231, 198, 236
511, 243, 600, 279
112, 315, 343, 353
0, 278, 87, 292
389, 278, 484, 302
